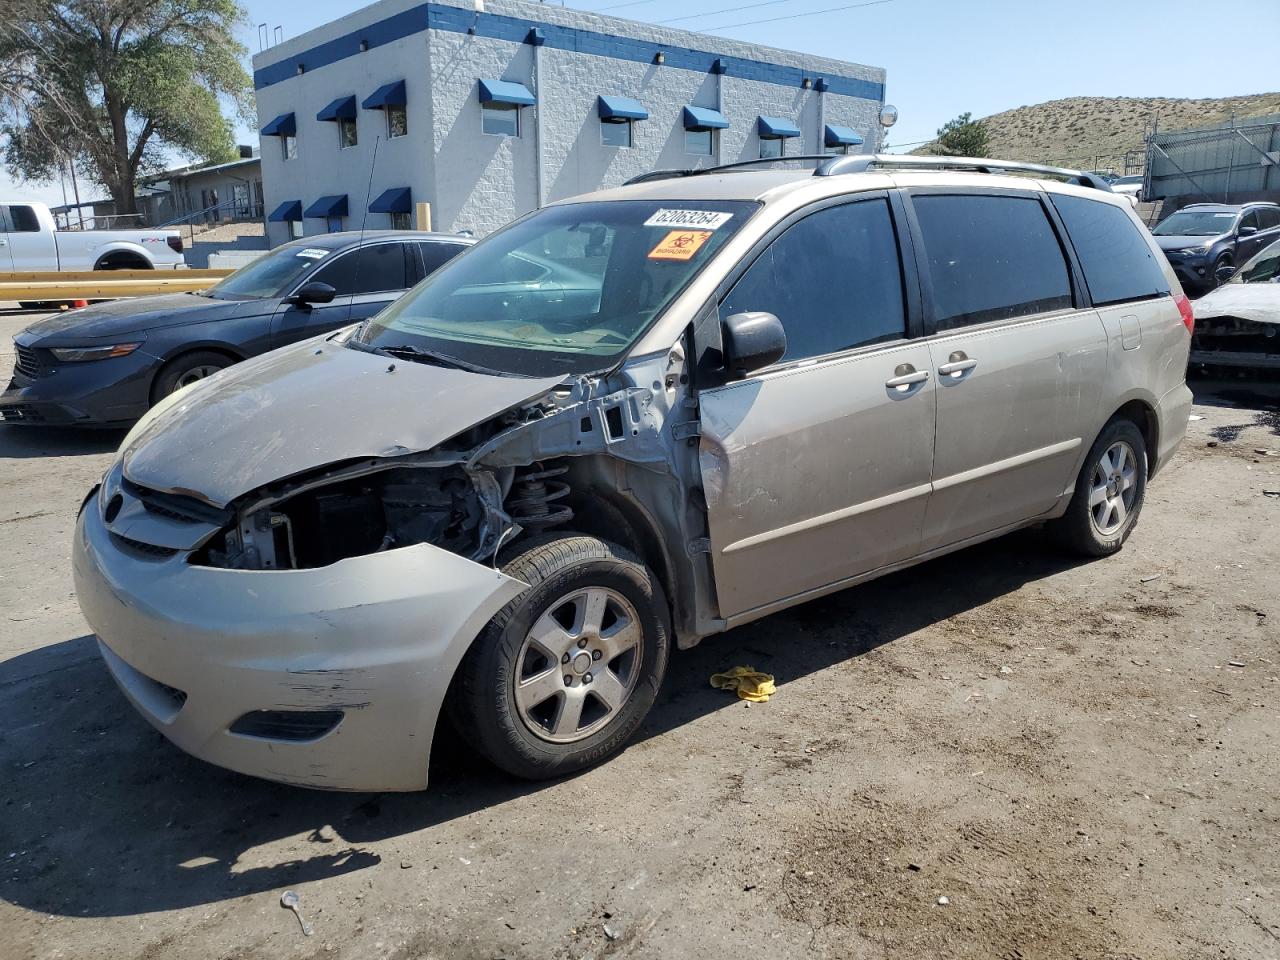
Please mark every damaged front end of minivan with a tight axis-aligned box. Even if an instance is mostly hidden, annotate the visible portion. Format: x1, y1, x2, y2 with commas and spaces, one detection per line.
73, 333, 716, 791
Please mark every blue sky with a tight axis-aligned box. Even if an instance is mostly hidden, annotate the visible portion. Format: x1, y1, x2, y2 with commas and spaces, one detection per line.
8, 0, 1280, 209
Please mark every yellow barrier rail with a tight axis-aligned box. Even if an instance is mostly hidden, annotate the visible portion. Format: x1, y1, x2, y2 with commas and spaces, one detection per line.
0, 268, 233, 301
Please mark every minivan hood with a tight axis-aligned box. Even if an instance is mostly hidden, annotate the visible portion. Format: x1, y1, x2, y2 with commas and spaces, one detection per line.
1194, 282, 1280, 326
21, 293, 245, 342
121, 338, 566, 507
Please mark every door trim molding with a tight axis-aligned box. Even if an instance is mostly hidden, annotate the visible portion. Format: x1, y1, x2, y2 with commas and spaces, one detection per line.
931, 437, 1081, 493
721, 482, 931, 555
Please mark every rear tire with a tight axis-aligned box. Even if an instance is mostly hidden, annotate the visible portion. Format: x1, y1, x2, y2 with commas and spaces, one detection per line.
1052, 418, 1148, 557
449, 535, 670, 780
150, 350, 234, 403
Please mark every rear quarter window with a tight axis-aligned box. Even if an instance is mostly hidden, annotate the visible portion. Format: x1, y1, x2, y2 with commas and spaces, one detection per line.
1051, 194, 1170, 307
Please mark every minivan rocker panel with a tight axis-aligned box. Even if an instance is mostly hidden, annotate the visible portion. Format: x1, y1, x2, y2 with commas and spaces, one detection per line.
74, 160, 1194, 791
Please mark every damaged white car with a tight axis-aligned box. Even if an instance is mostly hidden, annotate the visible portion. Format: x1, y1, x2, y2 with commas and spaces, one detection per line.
74, 156, 1192, 791
1191, 237, 1280, 370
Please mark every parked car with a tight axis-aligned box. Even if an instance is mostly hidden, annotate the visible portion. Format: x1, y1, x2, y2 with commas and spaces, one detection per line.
1, 200, 185, 274
1109, 175, 1144, 201
1151, 201, 1280, 295
1, 231, 471, 426
72, 156, 1193, 792
1189, 237, 1280, 370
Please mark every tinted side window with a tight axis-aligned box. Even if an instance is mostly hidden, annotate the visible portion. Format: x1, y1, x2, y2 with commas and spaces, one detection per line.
913, 194, 1073, 330
7, 205, 41, 232
418, 242, 467, 280
312, 243, 408, 294
720, 199, 906, 363
1255, 208, 1280, 230
1240, 210, 1261, 232
1051, 194, 1170, 307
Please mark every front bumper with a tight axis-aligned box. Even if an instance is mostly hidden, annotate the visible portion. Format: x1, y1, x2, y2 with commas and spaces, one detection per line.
73, 491, 526, 791
2, 342, 157, 426
1162, 252, 1214, 294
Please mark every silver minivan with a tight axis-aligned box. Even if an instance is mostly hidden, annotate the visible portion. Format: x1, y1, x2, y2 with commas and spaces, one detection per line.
73, 156, 1194, 791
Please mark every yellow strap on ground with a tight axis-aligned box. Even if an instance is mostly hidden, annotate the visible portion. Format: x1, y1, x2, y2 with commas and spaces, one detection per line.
709, 665, 777, 702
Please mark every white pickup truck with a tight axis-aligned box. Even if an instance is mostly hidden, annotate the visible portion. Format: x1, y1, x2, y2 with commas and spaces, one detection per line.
1, 200, 186, 272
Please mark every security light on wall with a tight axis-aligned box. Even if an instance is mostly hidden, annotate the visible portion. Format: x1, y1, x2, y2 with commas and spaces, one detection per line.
654, 51, 665, 64
801, 78, 811, 90
359, 39, 368, 52
296, 63, 305, 75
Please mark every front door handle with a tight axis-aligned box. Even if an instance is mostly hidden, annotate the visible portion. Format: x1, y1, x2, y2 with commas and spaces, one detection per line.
885, 364, 930, 390
938, 351, 978, 378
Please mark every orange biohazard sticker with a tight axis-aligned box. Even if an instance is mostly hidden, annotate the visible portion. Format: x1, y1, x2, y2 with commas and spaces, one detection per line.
648, 230, 712, 261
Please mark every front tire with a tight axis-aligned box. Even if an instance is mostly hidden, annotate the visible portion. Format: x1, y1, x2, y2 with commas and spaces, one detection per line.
449, 535, 671, 780
150, 350, 233, 403
1053, 418, 1147, 557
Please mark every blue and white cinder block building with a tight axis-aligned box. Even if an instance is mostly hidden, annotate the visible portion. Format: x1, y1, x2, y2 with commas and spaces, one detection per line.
252, 0, 887, 245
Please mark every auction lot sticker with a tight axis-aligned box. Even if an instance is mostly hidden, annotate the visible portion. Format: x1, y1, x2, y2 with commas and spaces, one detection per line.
644, 209, 734, 230
648, 230, 713, 261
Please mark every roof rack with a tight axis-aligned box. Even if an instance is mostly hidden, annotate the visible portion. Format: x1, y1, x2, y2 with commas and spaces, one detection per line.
623, 153, 1115, 192
623, 155, 842, 186
813, 154, 1114, 191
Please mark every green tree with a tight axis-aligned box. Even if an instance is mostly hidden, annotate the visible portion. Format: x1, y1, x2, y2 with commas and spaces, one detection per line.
1, 0, 251, 215
930, 112, 991, 157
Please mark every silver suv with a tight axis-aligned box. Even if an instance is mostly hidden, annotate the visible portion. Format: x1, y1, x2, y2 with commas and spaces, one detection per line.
73, 156, 1194, 791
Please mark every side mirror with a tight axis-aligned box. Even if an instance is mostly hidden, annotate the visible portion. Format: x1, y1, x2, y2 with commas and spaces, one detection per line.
1215, 264, 1236, 284
289, 281, 336, 306
721, 311, 786, 378
1239, 225, 1258, 237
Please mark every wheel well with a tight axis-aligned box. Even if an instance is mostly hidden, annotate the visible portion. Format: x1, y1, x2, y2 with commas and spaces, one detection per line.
1111, 399, 1158, 465
564, 491, 676, 623
94, 251, 152, 270
148, 346, 243, 404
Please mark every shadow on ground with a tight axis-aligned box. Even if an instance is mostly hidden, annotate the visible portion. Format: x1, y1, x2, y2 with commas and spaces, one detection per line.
0, 530, 1085, 920
0, 424, 126, 460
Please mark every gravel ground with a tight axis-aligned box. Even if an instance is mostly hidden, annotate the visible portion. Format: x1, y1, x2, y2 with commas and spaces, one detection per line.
1, 306, 1278, 960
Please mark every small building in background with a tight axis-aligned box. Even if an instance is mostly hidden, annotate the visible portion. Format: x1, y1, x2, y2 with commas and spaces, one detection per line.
1146, 113, 1280, 211
251, 0, 886, 246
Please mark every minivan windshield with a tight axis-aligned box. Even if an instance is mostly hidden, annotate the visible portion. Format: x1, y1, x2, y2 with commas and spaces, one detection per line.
205, 243, 335, 300
1152, 210, 1239, 237
352, 199, 758, 377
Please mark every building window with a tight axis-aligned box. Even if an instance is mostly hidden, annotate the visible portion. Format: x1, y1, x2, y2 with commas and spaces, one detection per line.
685, 128, 714, 156
289, 220, 304, 239
339, 118, 358, 148
482, 102, 520, 137
601, 119, 632, 148
390, 210, 412, 230
759, 137, 784, 159
386, 104, 408, 138
825, 143, 851, 156
326, 215, 343, 234
282, 135, 297, 160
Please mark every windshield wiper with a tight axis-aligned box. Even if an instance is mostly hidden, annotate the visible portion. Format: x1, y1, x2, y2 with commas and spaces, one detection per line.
369, 343, 510, 377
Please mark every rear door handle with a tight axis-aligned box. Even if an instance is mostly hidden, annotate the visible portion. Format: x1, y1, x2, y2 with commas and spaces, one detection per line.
885, 366, 930, 390
938, 352, 978, 377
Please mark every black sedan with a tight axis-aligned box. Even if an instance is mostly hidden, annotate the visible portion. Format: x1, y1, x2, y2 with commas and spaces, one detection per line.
1, 230, 471, 427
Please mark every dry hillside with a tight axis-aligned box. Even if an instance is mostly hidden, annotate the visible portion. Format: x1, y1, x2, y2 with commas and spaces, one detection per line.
914, 93, 1280, 170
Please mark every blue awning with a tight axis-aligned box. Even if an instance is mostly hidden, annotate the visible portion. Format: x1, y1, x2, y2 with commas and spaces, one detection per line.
369, 187, 412, 214
316, 96, 356, 122
304, 195, 349, 218
363, 79, 406, 110
260, 112, 296, 137
824, 124, 865, 147
758, 116, 801, 139
478, 79, 535, 106
683, 106, 728, 131
597, 95, 648, 121
268, 200, 302, 222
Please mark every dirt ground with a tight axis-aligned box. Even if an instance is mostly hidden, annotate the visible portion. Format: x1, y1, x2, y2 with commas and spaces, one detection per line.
1, 306, 1278, 960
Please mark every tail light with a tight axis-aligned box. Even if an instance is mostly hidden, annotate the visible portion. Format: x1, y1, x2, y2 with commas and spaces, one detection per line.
1173, 292, 1194, 334
166, 235, 184, 254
